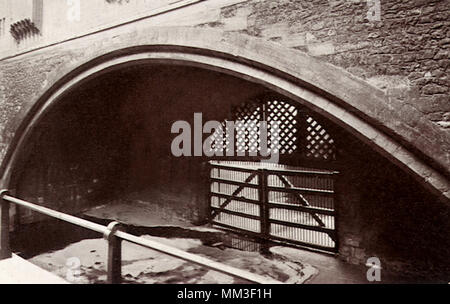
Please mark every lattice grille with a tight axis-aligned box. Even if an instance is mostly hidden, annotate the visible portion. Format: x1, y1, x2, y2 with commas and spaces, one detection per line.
267, 100, 298, 155
305, 116, 336, 161
209, 121, 230, 154
209, 96, 337, 161
234, 100, 262, 154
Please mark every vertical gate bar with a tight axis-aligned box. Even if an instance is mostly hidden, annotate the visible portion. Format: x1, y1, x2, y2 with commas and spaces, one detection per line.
259, 169, 269, 238
0, 190, 11, 260
205, 162, 213, 224
332, 172, 340, 252
107, 235, 122, 284
218, 167, 221, 195
258, 169, 263, 234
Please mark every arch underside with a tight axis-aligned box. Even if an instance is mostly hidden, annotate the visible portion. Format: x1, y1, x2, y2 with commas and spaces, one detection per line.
0, 30, 448, 202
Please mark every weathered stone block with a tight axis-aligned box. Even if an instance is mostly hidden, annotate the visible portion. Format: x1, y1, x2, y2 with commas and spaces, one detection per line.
422, 84, 447, 95
354, 248, 366, 260
340, 245, 351, 257
344, 235, 362, 248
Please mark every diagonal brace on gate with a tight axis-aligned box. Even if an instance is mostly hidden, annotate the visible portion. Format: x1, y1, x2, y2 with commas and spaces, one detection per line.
274, 173, 326, 227
274, 173, 336, 242
211, 172, 258, 218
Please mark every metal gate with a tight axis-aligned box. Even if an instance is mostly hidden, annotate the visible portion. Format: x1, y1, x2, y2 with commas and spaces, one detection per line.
208, 161, 338, 252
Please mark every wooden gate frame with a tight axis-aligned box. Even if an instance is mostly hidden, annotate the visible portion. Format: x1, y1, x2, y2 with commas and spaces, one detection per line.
207, 161, 339, 253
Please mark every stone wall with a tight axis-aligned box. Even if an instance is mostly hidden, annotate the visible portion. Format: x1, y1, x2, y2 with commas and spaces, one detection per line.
0, 0, 449, 279
9, 64, 449, 280
197, 0, 450, 131
0, 0, 448, 182
335, 129, 450, 279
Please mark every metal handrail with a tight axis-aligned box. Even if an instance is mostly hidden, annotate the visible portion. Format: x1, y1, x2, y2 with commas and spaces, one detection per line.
0, 191, 282, 284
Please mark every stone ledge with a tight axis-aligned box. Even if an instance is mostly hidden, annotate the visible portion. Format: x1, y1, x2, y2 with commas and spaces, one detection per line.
0, 254, 69, 284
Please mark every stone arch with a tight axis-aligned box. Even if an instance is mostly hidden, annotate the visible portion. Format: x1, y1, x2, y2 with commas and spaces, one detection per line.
0, 26, 448, 201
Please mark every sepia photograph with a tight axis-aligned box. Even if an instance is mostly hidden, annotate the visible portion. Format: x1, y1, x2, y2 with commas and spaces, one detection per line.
0, 0, 448, 297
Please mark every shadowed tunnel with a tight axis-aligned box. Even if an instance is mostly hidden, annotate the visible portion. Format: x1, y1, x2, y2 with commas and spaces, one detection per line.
6, 64, 450, 280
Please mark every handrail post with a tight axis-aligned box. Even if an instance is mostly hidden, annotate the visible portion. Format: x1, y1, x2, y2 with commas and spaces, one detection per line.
103, 221, 122, 284
0, 190, 12, 260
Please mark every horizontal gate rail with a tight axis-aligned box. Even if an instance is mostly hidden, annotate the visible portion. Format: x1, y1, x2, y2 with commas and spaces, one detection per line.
269, 218, 336, 235
213, 222, 336, 253
0, 191, 282, 284
267, 202, 335, 216
210, 162, 339, 177
271, 173, 327, 228
210, 163, 256, 173
264, 168, 339, 177
268, 235, 336, 253
210, 221, 262, 236
210, 172, 258, 218
208, 161, 339, 253
210, 191, 261, 206
210, 177, 259, 188
210, 207, 260, 220
266, 185, 334, 196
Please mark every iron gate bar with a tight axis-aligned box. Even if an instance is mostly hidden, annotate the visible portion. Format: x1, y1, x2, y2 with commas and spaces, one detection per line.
264, 167, 339, 177
210, 191, 261, 206
0, 191, 282, 284
267, 202, 335, 216
210, 176, 259, 188
210, 207, 261, 221
272, 173, 327, 227
268, 235, 336, 252
208, 161, 339, 253
210, 162, 256, 173
210, 172, 258, 218
213, 221, 336, 253
211, 221, 263, 236
210, 162, 339, 177
269, 172, 337, 241
266, 186, 334, 196
269, 218, 336, 235
259, 169, 270, 238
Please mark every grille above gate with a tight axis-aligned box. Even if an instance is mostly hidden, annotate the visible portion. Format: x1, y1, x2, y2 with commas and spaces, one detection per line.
209, 95, 337, 162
